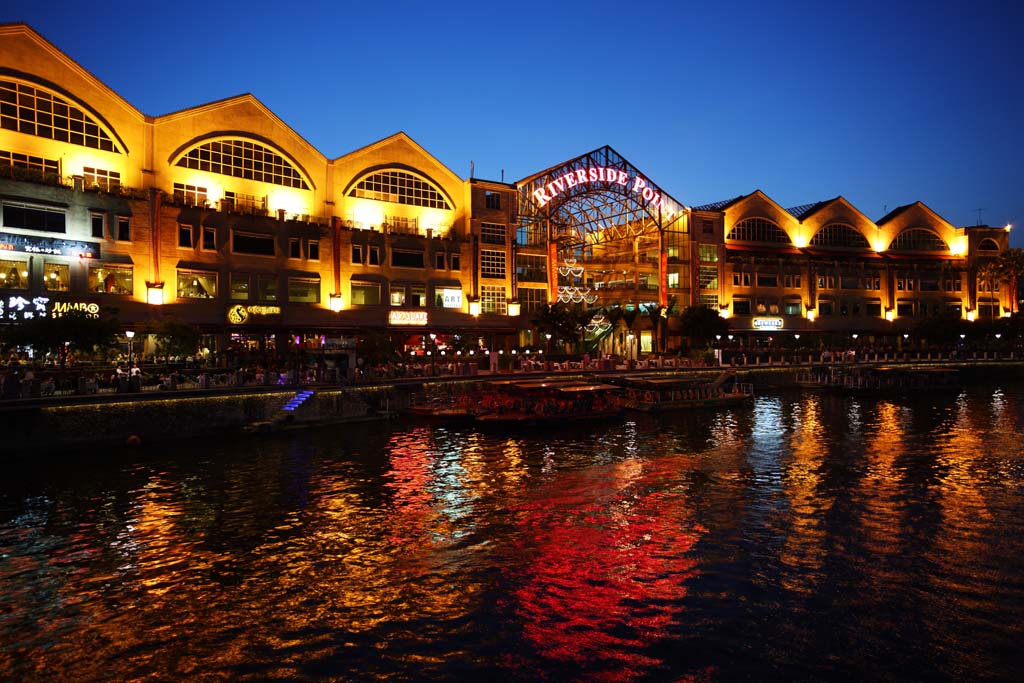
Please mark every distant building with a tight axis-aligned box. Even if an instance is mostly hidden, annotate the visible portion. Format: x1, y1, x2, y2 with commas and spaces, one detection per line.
0, 23, 1013, 362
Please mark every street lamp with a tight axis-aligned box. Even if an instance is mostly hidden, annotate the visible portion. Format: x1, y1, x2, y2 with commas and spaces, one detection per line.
627, 333, 635, 362
125, 330, 135, 367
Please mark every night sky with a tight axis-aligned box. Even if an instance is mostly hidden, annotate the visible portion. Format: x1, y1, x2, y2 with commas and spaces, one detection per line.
5, 0, 1022, 242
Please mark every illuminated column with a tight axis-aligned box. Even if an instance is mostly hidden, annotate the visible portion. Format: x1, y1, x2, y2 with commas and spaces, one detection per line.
548, 240, 559, 304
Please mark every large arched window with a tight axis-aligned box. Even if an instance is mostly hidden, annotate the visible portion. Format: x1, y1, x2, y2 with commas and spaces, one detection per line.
888, 228, 947, 251
0, 80, 120, 152
348, 169, 452, 210
810, 223, 870, 248
978, 238, 1000, 252
175, 138, 309, 189
727, 217, 791, 244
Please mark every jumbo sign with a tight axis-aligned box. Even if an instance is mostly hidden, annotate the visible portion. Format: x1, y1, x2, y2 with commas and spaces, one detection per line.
531, 166, 679, 219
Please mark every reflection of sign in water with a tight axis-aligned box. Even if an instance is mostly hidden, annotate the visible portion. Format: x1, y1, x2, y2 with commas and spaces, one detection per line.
227, 304, 282, 324
389, 310, 428, 326
752, 317, 784, 330
0, 231, 100, 258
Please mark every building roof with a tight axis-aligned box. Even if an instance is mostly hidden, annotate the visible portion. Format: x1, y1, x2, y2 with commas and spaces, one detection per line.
692, 195, 746, 212
786, 200, 832, 220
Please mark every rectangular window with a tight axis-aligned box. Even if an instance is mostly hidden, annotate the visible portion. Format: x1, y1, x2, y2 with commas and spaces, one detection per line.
0, 257, 30, 289
699, 294, 719, 308
450, 253, 460, 270
699, 265, 719, 289
485, 191, 501, 210
390, 285, 406, 306
352, 245, 363, 264
435, 252, 446, 270
2, 202, 66, 233
369, 246, 380, 266
518, 286, 546, 313
392, 250, 425, 268
223, 190, 265, 214
667, 272, 680, 288
516, 254, 547, 282
783, 301, 801, 315
351, 282, 380, 305
409, 284, 426, 307
91, 213, 105, 239
287, 277, 320, 303
177, 270, 217, 299
232, 232, 275, 256
732, 299, 751, 315
178, 224, 193, 248
289, 238, 301, 259
437, 287, 463, 309
866, 302, 882, 316
757, 274, 778, 288
385, 215, 418, 234
0, 150, 60, 178
733, 272, 751, 287
230, 273, 249, 300
43, 262, 69, 291
83, 167, 120, 192
698, 244, 718, 262
308, 240, 319, 260
88, 264, 133, 294
173, 183, 208, 207
117, 216, 130, 241
481, 222, 506, 244
702, 219, 714, 234
202, 226, 216, 251
818, 301, 834, 316
897, 302, 914, 317
256, 275, 277, 301
481, 249, 506, 278
481, 284, 507, 314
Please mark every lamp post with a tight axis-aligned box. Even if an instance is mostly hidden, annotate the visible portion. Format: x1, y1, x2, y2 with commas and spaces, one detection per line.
125, 330, 135, 368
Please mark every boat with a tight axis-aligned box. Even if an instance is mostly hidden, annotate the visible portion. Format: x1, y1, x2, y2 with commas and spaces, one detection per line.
796, 365, 959, 394
614, 370, 754, 413
472, 379, 624, 426
407, 390, 481, 421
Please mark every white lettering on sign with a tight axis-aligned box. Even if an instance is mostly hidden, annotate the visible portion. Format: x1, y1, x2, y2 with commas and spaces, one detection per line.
52, 300, 100, 319
752, 317, 784, 330
531, 166, 679, 219
440, 288, 462, 309
389, 310, 428, 326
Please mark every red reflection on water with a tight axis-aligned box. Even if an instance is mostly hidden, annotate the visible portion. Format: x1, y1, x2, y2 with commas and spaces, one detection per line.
506, 460, 706, 680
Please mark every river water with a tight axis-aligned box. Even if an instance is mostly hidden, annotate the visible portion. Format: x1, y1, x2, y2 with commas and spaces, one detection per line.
2, 383, 1024, 682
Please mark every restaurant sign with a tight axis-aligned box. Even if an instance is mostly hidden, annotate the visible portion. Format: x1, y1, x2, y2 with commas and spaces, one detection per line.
0, 232, 100, 258
752, 317, 784, 330
389, 310, 428, 326
1, 297, 100, 322
227, 304, 282, 324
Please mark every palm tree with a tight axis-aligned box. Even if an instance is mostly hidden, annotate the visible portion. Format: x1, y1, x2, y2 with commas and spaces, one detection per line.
978, 248, 1024, 314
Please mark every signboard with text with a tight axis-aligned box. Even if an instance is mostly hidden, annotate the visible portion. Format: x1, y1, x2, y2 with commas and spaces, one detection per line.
0, 232, 100, 259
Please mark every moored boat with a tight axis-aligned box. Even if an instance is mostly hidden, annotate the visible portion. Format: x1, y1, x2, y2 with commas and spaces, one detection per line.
614, 370, 754, 413
796, 365, 959, 394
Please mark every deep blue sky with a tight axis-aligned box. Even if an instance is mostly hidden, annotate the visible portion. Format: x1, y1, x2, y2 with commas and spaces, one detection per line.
6, 0, 1022, 243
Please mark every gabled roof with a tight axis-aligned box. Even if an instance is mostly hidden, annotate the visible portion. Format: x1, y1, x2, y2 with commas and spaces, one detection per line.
786, 200, 833, 220
875, 203, 915, 226
693, 195, 747, 212
335, 131, 463, 186
876, 201, 953, 229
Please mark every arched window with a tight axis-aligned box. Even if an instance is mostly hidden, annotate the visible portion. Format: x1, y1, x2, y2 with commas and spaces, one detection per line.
727, 217, 791, 244
175, 139, 309, 189
888, 228, 947, 251
978, 238, 1000, 252
348, 169, 452, 210
809, 223, 870, 248
0, 80, 120, 152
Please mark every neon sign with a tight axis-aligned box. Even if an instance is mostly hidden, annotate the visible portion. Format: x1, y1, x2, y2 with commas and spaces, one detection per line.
752, 317, 784, 330
227, 304, 282, 324
531, 166, 680, 219
0, 232, 100, 258
52, 300, 100, 319
389, 310, 428, 326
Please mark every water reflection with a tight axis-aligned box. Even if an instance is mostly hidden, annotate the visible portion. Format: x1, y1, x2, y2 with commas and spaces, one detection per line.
2, 385, 1023, 681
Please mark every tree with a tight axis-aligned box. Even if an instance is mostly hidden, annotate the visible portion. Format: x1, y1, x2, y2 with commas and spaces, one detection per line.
141, 317, 201, 359
1, 310, 120, 359
677, 305, 730, 349
978, 247, 1024, 314
530, 303, 590, 352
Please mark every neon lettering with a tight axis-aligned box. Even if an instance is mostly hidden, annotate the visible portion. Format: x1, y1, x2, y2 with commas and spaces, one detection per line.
575, 169, 588, 184
588, 167, 599, 182
616, 171, 628, 185
533, 188, 552, 206
564, 172, 577, 188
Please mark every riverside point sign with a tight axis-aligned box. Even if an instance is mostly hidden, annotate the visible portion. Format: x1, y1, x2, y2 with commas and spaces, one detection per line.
530, 166, 680, 219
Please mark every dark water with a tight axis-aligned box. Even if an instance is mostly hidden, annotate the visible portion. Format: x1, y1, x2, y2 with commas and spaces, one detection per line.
2, 384, 1024, 682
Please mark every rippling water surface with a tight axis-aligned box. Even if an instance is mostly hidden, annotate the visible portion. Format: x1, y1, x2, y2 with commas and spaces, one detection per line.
3, 384, 1024, 682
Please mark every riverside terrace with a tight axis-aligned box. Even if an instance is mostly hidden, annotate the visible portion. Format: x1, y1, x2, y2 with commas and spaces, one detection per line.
4, 348, 1024, 403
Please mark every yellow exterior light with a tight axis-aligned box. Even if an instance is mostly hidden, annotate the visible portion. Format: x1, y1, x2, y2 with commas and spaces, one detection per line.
329, 293, 343, 312
507, 301, 521, 316
806, 309, 817, 322
146, 281, 165, 305
469, 300, 481, 316
885, 309, 894, 322
966, 309, 977, 322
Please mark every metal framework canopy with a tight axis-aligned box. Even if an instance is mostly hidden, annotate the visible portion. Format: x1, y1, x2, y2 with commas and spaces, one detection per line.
517, 146, 687, 249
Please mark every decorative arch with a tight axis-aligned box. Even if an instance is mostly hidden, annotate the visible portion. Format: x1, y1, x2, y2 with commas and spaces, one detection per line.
888, 227, 947, 251
0, 76, 123, 153
172, 135, 311, 189
345, 166, 453, 210
727, 217, 792, 244
978, 238, 1000, 252
809, 223, 870, 248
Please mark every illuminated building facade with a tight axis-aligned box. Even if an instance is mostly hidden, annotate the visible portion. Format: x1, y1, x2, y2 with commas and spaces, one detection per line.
0, 23, 1014, 360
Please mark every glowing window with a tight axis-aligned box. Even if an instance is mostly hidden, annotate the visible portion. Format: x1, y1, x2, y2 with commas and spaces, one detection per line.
88, 264, 133, 294
0, 150, 59, 178
481, 222, 506, 244
349, 170, 452, 210
0, 80, 120, 152
727, 217, 792, 243
481, 249, 506, 278
481, 284, 507, 314
175, 139, 309, 189
809, 223, 870, 248
889, 228, 948, 251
